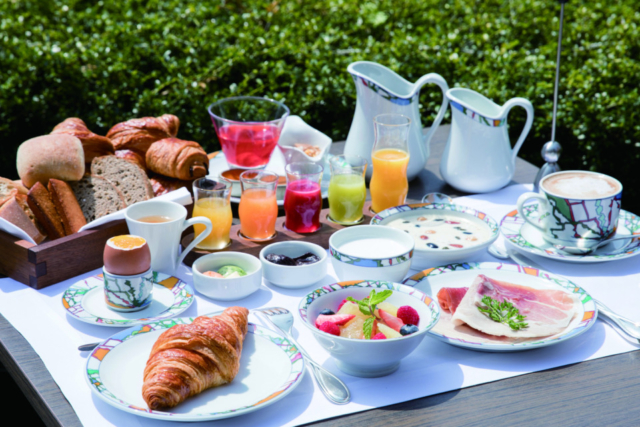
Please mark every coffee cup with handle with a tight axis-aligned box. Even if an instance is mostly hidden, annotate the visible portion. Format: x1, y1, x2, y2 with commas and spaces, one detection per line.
125, 200, 213, 275
516, 170, 622, 253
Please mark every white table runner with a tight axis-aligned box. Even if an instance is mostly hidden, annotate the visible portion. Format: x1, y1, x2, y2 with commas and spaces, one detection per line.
1, 184, 639, 427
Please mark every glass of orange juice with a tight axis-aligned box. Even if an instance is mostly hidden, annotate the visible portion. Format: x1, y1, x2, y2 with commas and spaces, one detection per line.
239, 170, 279, 241
370, 114, 411, 213
192, 178, 233, 250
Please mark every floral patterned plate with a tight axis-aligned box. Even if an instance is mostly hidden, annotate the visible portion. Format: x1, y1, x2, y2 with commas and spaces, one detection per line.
501, 202, 640, 263
404, 262, 597, 352
85, 317, 304, 421
62, 272, 194, 327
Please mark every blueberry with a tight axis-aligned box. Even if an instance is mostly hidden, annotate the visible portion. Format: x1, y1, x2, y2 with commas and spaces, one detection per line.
294, 252, 320, 265
265, 253, 296, 266
426, 243, 439, 249
400, 324, 419, 336
463, 231, 473, 235
415, 224, 420, 228
319, 309, 335, 315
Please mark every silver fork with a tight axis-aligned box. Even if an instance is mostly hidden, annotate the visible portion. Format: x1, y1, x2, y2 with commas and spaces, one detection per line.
255, 307, 351, 405
489, 244, 640, 342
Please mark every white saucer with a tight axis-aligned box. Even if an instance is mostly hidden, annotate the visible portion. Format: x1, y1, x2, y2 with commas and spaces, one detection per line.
207, 149, 329, 206
62, 272, 194, 327
500, 202, 640, 263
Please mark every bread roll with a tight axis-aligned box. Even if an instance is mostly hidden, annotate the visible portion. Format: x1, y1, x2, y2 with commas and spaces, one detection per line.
0, 178, 18, 207
17, 135, 85, 188
27, 182, 65, 240
15, 194, 46, 236
51, 118, 115, 165
48, 179, 87, 234
0, 197, 45, 244
12, 180, 29, 196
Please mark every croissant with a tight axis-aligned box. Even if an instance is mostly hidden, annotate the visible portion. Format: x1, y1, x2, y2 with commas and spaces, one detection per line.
51, 118, 115, 165
146, 137, 209, 180
106, 114, 179, 154
115, 149, 147, 172
142, 307, 249, 410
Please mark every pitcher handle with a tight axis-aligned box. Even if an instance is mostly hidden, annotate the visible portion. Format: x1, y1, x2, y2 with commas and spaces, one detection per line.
414, 73, 449, 145
501, 97, 534, 163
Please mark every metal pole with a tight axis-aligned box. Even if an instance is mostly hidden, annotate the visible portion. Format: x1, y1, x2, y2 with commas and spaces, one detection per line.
550, 2, 565, 142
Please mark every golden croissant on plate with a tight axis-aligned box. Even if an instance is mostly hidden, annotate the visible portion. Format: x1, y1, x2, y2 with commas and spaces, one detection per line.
142, 306, 249, 410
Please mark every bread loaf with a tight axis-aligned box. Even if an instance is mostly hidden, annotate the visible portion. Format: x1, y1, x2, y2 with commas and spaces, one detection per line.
115, 149, 147, 172
48, 179, 87, 234
51, 118, 115, 165
27, 182, 65, 240
91, 156, 154, 205
106, 114, 180, 155
70, 175, 127, 222
146, 138, 209, 180
15, 194, 45, 236
0, 197, 46, 244
17, 134, 85, 188
0, 178, 18, 207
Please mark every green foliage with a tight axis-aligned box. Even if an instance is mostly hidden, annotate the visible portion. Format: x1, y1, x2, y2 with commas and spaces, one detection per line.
1, 0, 639, 208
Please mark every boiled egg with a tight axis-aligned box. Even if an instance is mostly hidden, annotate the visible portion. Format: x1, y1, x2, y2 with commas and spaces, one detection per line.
103, 235, 151, 276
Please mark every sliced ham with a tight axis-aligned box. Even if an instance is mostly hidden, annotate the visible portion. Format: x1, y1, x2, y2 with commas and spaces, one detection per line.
451, 274, 579, 338
437, 287, 469, 314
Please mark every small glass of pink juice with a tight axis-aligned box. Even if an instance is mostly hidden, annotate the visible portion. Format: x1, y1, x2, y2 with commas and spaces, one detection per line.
208, 96, 290, 169
284, 162, 323, 233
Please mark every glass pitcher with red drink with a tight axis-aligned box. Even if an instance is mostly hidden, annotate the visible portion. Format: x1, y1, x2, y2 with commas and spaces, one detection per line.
208, 96, 290, 170
284, 162, 323, 234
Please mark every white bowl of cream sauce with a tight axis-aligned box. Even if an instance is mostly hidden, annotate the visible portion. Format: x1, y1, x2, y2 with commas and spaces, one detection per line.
370, 203, 499, 269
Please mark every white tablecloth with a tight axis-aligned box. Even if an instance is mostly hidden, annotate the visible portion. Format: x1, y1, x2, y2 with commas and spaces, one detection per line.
1, 184, 639, 427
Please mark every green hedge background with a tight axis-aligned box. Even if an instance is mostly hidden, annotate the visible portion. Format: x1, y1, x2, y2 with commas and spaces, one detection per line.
2, 0, 639, 210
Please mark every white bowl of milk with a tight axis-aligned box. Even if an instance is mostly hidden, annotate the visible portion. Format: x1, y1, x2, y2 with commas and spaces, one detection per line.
329, 225, 415, 282
370, 203, 499, 270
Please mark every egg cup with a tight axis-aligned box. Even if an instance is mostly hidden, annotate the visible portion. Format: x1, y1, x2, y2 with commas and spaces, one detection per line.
102, 267, 154, 312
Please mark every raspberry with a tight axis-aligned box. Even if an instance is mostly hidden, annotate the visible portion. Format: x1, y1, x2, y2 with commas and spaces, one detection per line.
397, 306, 420, 325
337, 299, 348, 311
319, 322, 340, 336
371, 333, 387, 340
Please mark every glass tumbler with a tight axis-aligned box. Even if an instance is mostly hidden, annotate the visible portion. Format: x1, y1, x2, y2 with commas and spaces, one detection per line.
284, 162, 323, 233
370, 113, 411, 213
239, 170, 279, 240
328, 155, 367, 225
192, 178, 232, 250
208, 96, 290, 170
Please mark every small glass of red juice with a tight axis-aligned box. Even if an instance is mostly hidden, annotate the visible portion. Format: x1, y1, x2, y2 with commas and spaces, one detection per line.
284, 162, 324, 233
208, 96, 290, 169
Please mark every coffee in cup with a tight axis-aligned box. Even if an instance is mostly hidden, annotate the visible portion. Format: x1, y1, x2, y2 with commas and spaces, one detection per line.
516, 170, 622, 252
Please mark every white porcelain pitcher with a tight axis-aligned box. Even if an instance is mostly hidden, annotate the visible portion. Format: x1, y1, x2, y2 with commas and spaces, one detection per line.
344, 61, 449, 181
440, 88, 534, 193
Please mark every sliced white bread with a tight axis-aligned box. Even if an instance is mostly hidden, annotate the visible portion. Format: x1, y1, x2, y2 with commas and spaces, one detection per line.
70, 175, 127, 222
0, 197, 45, 243
91, 156, 154, 206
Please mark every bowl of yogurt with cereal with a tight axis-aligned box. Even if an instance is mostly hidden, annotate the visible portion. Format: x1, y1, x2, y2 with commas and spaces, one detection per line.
370, 203, 499, 269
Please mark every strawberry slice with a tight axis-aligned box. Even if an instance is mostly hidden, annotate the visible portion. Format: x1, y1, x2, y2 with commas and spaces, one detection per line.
315, 314, 355, 329
378, 309, 404, 332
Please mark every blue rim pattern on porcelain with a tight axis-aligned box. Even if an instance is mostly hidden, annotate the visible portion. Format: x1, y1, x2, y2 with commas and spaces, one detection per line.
329, 246, 413, 268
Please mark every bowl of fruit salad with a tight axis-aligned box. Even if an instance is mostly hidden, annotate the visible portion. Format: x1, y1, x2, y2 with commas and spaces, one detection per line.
298, 280, 440, 377
192, 252, 262, 301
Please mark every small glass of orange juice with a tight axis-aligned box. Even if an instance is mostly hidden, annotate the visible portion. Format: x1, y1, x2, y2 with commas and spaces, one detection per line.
192, 178, 233, 250
239, 170, 279, 241
370, 114, 411, 213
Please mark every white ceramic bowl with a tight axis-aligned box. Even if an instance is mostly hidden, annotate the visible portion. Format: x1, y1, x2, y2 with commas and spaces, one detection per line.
328, 225, 414, 282
298, 280, 440, 377
259, 241, 328, 289
370, 203, 499, 270
278, 115, 332, 165
192, 252, 262, 301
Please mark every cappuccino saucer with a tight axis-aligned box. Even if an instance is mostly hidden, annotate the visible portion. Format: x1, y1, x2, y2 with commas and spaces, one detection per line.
500, 201, 640, 263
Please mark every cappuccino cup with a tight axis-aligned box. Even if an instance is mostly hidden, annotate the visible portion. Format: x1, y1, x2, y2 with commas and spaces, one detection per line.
516, 171, 622, 252
125, 200, 212, 275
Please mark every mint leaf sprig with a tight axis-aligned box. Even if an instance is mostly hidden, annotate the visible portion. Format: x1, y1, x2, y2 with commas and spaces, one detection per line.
477, 296, 528, 331
346, 289, 392, 339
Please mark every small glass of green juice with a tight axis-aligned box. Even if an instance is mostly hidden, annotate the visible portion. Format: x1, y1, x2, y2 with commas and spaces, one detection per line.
328, 155, 367, 225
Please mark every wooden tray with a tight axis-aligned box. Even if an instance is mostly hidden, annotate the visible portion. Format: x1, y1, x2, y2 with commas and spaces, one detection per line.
181, 202, 375, 266
0, 220, 129, 289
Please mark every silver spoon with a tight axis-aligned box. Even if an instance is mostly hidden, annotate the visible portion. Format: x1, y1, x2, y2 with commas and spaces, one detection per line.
553, 235, 639, 255
421, 192, 454, 204
488, 243, 640, 342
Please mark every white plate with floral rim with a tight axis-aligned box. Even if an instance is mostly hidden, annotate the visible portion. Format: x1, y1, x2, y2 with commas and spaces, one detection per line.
370, 202, 499, 270
85, 316, 304, 421
62, 272, 194, 327
403, 262, 597, 352
501, 202, 640, 263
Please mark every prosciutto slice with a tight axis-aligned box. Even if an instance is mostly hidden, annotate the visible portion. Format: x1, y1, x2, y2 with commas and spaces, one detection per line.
451, 274, 579, 338
437, 287, 469, 314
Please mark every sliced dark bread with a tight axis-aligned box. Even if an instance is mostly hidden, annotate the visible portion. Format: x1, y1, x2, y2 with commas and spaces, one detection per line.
91, 156, 154, 205
70, 175, 127, 222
